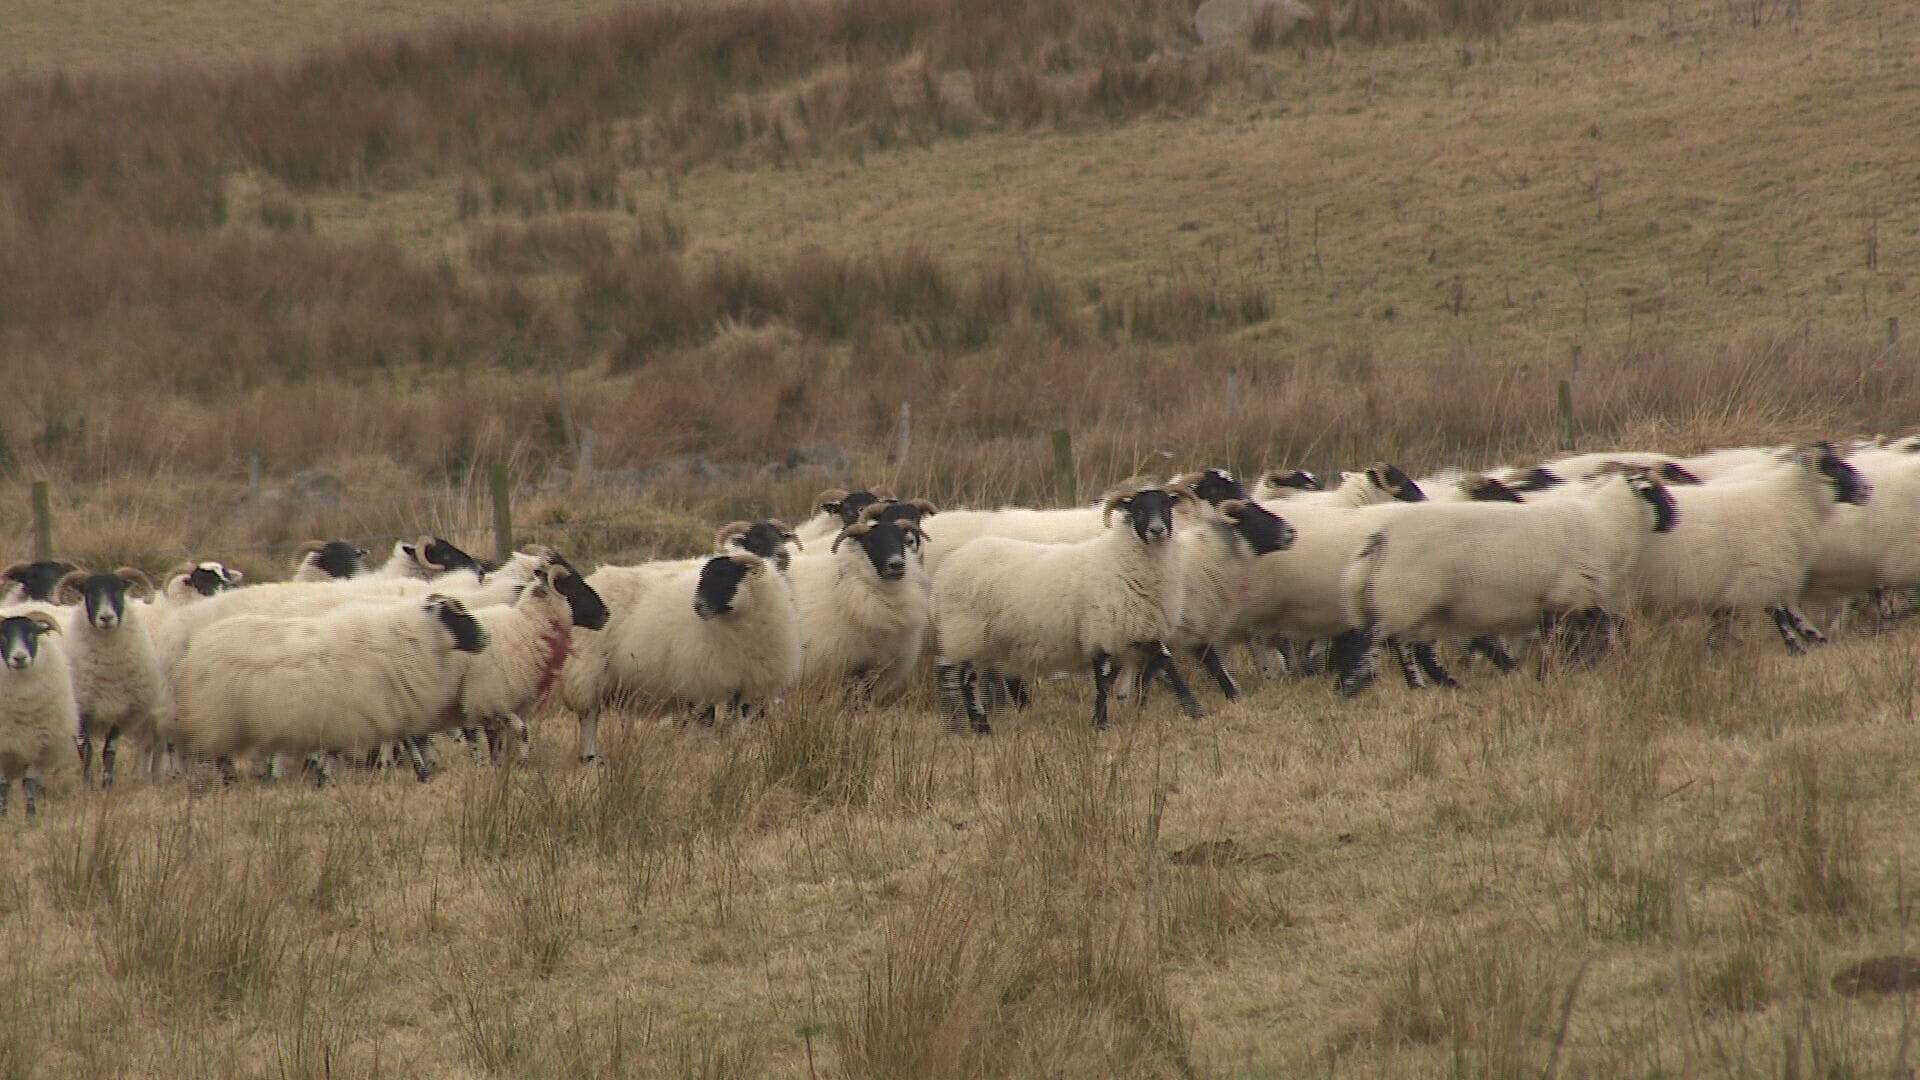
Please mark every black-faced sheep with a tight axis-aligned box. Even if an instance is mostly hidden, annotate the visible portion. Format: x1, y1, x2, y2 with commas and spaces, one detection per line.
0, 610, 77, 819
55, 568, 170, 788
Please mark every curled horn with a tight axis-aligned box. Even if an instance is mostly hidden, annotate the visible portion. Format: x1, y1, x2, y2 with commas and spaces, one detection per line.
1100, 487, 1138, 529
715, 521, 755, 551
769, 519, 803, 548
2, 561, 30, 583
295, 540, 329, 559
1217, 498, 1246, 521
25, 610, 61, 636
164, 561, 197, 584
814, 488, 849, 512
55, 568, 92, 604
832, 521, 876, 553
1164, 480, 1196, 504
413, 535, 443, 570
115, 567, 154, 597
905, 498, 939, 517
517, 543, 557, 560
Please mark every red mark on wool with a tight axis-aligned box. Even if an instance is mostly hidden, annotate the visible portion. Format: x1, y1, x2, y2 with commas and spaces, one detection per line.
534, 623, 572, 699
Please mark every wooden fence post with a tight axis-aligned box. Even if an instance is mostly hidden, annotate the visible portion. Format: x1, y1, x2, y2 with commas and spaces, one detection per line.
1555, 380, 1575, 452
30, 481, 52, 560
575, 426, 594, 489
490, 463, 513, 565
896, 401, 911, 467
1051, 430, 1076, 506
1890, 317, 1901, 351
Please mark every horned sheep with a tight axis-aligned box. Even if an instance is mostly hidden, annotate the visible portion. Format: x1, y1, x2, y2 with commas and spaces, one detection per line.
787, 506, 932, 700
932, 483, 1204, 732
0, 610, 77, 819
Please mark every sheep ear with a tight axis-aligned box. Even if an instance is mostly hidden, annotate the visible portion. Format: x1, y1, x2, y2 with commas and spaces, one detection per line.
814, 488, 849, 515
715, 521, 754, 551
224, 567, 245, 585
55, 569, 90, 604
1217, 499, 1246, 521
831, 523, 873, 553
115, 567, 154, 597
1165, 481, 1196, 504
26, 610, 61, 636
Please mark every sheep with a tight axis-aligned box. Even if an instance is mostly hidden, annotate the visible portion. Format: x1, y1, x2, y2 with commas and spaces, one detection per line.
562, 551, 800, 762
452, 560, 608, 763
158, 561, 245, 603
0, 610, 77, 819
1254, 463, 1426, 507
787, 506, 932, 700
167, 594, 488, 786
1250, 469, 1323, 498
372, 536, 486, 580
3, 560, 77, 605
1156, 490, 1296, 700
1630, 443, 1869, 652
718, 520, 803, 572
1502, 453, 1702, 493
290, 539, 372, 581
932, 483, 1203, 733
1804, 446, 1920, 618
794, 488, 892, 547
1336, 469, 1680, 695
54, 568, 172, 788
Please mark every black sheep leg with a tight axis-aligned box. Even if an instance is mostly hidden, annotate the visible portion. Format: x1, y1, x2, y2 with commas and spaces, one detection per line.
1385, 637, 1426, 689
76, 727, 95, 789
1767, 605, 1816, 655
1410, 641, 1459, 688
1195, 645, 1240, 701
405, 737, 434, 783
1468, 636, 1520, 673
100, 725, 121, 789
1091, 651, 1119, 730
1706, 607, 1738, 651
1137, 641, 1204, 719
1331, 628, 1376, 698
1005, 676, 1031, 711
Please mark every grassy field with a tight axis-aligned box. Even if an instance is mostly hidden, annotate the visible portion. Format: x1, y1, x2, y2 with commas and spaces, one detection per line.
3, 0, 1920, 1076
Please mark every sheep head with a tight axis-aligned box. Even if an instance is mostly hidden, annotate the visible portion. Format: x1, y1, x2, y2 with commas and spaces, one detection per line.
1216, 498, 1295, 555
1810, 442, 1871, 506
1176, 469, 1246, 505
1259, 468, 1323, 495
1102, 485, 1183, 543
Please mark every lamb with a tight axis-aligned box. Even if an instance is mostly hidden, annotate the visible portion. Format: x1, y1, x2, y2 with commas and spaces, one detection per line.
561, 551, 800, 762
1337, 470, 1680, 695
0, 610, 77, 819
1630, 443, 1869, 652
453, 561, 608, 763
3, 560, 77, 605
55, 569, 172, 788
166, 594, 488, 785
787, 506, 932, 700
290, 539, 372, 581
932, 483, 1203, 733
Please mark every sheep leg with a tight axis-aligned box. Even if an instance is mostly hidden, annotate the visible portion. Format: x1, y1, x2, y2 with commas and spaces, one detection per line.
1005, 676, 1031, 711
961, 665, 992, 736
76, 727, 96, 789
1138, 642, 1204, 719
217, 757, 241, 786
1300, 637, 1333, 677
302, 753, 332, 788
1195, 645, 1240, 701
100, 725, 121, 790
1766, 605, 1813, 655
405, 737, 434, 783
1385, 637, 1426, 689
501, 713, 530, 762
0, 778, 8, 816
577, 710, 602, 764
1091, 651, 1120, 730
22, 772, 43, 821
936, 663, 967, 731
1468, 636, 1520, 674
1331, 628, 1376, 698
1410, 641, 1459, 688
1773, 604, 1828, 649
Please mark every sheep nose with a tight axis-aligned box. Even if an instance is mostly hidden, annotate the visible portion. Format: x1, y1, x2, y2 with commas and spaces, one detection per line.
1146, 522, 1169, 541
883, 557, 906, 577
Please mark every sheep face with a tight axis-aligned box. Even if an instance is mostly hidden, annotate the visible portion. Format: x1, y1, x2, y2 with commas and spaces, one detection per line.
186, 562, 244, 596
1465, 477, 1525, 502
300, 540, 371, 579
1261, 468, 1322, 494
873, 499, 938, 528
1218, 499, 1296, 554
1367, 464, 1427, 502
722, 520, 801, 572
1509, 466, 1563, 493
1657, 462, 1702, 485
694, 555, 760, 619
549, 558, 610, 630
818, 489, 886, 527
1104, 488, 1183, 544
405, 536, 484, 577
427, 595, 489, 654
58, 569, 151, 630
1626, 473, 1680, 533
1, 612, 58, 669
1185, 469, 1248, 505
4, 560, 76, 603
1813, 443, 1871, 505
833, 520, 917, 581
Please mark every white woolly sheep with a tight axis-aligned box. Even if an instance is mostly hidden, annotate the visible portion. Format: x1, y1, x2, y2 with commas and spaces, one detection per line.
0, 610, 77, 819
167, 594, 488, 785
1155, 487, 1297, 701
1804, 445, 1920, 613
55, 568, 172, 788
290, 539, 372, 581
718, 519, 803, 572
372, 536, 486, 580
561, 551, 800, 762
451, 561, 608, 762
793, 488, 893, 548
787, 507, 932, 700
1337, 470, 1680, 695
1254, 463, 1426, 507
1630, 443, 1869, 651
932, 483, 1203, 732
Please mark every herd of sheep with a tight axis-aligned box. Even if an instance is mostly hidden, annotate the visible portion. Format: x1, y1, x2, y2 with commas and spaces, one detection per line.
1, 434, 1914, 819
